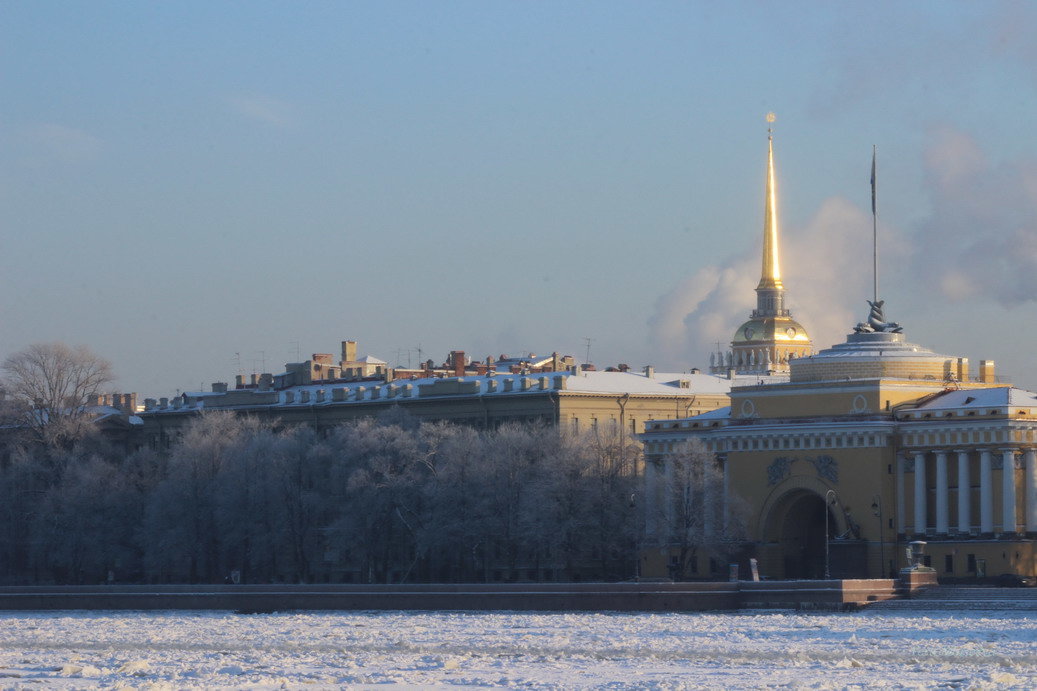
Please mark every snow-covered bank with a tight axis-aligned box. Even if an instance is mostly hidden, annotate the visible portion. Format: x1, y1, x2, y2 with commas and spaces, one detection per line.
0, 609, 1035, 688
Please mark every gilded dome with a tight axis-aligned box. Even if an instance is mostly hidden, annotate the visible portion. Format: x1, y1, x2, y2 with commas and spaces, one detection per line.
732, 316, 811, 343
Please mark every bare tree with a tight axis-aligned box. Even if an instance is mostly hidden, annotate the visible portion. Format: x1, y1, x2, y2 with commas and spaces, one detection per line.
654, 439, 749, 580
1, 343, 114, 447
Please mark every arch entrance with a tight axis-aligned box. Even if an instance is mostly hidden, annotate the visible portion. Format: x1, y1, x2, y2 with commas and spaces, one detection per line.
775, 492, 835, 579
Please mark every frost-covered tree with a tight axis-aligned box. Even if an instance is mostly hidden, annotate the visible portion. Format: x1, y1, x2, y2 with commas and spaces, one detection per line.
144, 413, 268, 582
1, 343, 114, 448
654, 439, 749, 580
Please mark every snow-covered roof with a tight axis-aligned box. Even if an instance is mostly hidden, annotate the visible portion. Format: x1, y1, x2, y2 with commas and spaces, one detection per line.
912, 387, 1036, 411
566, 371, 732, 395
146, 369, 732, 413
358, 355, 386, 365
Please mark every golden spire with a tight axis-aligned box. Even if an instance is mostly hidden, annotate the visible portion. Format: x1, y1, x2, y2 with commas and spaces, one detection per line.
758, 112, 784, 291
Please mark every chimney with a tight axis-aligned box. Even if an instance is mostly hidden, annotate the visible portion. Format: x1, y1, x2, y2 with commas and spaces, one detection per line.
451, 351, 465, 377
979, 360, 996, 384
124, 393, 138, 414
212, 382, 228, 393
235, 374, 246, 389
643, 365, 655, 379
617, 363, 630, 372
341, 340, 357, 364
956, 357, 969, 382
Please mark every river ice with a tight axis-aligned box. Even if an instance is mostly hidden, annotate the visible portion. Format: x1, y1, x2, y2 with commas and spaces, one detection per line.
0, 609, 1035, 689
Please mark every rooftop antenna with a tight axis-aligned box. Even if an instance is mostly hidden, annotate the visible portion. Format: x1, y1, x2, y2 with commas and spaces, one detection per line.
233, 352, 242, 376
871, 145, 878, 304
258, 350, 266, 373
583, 337, 593, 365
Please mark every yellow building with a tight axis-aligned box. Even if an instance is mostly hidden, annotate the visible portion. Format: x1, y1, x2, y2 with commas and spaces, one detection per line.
643, 322, 1037, 581
140, 359, 734, 452
643, 121, 1035, 583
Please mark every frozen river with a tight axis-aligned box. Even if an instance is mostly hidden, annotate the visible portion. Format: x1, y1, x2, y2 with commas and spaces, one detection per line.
1, 609, 1035, 689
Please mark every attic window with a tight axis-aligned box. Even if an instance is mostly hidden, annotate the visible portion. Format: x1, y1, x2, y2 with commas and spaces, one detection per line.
923, 414, 931, 419
989, 410, 999, 415
945, 412, 953, 417
967, 411, 976, 416
964, 396, 975, 404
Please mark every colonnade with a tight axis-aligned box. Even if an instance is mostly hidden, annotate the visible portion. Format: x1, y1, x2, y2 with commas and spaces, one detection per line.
898, 448, 1037, 536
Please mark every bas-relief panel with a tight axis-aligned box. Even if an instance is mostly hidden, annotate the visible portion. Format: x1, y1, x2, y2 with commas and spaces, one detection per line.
766, 454, 838, 486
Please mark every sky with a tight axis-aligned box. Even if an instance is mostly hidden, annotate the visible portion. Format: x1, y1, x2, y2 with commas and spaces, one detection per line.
4, 1, 1037, 397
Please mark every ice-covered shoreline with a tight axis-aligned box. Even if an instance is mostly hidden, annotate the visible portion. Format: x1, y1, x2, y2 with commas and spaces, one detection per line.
1, 609, 1035, 689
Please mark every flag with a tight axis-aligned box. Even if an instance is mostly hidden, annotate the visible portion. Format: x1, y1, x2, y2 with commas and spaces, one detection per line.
870, 146, 876, 216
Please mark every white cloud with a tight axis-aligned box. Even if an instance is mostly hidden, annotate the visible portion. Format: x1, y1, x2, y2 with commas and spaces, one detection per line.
915, 125, 1037, 307
647, 197, 906, 370
24, 123, 101, 163
226, 94, 294, 127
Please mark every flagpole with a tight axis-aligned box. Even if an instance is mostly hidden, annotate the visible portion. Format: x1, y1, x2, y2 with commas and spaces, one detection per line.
871, 145, 877, 303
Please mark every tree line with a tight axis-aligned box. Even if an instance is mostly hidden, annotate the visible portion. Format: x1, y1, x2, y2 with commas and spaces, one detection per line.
0, 409, 642, 585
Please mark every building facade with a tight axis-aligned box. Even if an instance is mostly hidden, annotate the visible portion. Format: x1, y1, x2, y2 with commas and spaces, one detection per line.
139, 343, 738, 454
643, 119, 1035, 583
643, 322, 1036, 582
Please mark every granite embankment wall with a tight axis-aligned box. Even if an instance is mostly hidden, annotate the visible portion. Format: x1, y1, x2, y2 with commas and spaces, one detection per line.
0, 580, 899, 612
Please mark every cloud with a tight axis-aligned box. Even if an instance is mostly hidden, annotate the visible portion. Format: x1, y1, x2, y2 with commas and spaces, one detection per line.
915, 125, 1037, 306
226, 94, 294, 127
647, 124, 1037, 372
23, 123, 101, 163
647, 197, 905, 370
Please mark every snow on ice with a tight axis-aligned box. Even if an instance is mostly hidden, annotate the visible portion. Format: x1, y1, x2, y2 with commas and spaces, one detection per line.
0, 609, 1034, 688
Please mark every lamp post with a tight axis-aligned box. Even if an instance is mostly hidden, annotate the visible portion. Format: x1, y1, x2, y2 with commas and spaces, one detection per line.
872, 495, 885, 579
824, 489, 838, 579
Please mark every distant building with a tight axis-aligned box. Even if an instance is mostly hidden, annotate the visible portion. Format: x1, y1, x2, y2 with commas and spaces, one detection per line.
139, 342, 745, 454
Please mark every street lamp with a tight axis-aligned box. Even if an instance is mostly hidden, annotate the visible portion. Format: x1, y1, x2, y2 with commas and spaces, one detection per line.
824, 489, 838, 579
871, 495, 885, 579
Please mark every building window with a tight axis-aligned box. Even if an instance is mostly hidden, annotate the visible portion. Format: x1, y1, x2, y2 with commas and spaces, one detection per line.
967, 554, 976, 573
944, 555, 954, 574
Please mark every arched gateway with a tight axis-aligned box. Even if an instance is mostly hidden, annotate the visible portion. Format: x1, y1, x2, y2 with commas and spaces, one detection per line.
761, 490, 836, 579
759, 484, 871, 579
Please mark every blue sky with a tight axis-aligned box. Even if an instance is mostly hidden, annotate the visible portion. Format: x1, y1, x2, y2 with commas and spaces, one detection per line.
4, 2, 1037, 396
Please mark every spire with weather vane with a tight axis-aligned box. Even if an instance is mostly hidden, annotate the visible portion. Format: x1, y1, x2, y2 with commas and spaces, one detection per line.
712, 113, 813, 377
754, 113, 787, 318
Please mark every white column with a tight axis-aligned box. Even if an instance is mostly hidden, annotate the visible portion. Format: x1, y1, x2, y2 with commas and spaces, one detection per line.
644, 459, 658, 541
980, 449, 994, 533
896, 454, 906, 534
721, 455, 730, 532
913, 451, 927, 535
664, 454, 675, 537
1026, 448, 1037, 533
935, 450, 949, 534
1002, 448, 1018, 534
956, 450, 971, 534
